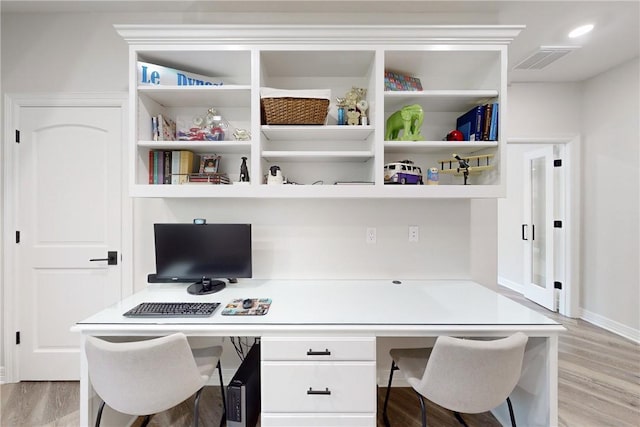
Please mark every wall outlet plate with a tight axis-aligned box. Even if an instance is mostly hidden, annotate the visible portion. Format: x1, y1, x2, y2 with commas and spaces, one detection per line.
409, 226, 419, 242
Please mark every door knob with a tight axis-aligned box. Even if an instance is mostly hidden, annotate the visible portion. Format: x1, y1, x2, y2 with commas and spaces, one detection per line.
89, 251, 118, 265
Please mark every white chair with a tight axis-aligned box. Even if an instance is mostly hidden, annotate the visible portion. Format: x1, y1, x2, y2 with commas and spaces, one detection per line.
85, 333, 226, 427
383, 332, 528, 427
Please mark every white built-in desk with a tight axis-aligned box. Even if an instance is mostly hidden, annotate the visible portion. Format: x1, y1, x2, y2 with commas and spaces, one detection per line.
73, 280, 564, 426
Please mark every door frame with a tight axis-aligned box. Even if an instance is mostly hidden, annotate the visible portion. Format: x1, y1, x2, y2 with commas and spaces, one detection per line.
2, 93, 132, 383
506, 136, 581, 318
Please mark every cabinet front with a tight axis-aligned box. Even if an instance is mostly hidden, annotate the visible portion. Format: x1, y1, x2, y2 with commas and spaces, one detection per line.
261, 361, 376, 413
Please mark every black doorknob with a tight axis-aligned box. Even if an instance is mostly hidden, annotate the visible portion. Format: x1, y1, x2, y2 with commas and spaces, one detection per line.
89, 251, 118, 265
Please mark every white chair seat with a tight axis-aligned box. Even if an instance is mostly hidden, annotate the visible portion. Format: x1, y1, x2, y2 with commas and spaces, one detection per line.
383, 332, 528, 427
389, 347, 433, 390
85, 332, 225, 427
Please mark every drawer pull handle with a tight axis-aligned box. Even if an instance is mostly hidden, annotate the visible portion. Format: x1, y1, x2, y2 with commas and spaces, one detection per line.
307, 387, 331, 395
307, 348, 331, 356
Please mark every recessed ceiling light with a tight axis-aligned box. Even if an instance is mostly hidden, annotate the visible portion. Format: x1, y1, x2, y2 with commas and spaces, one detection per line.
568, 24, 594, 38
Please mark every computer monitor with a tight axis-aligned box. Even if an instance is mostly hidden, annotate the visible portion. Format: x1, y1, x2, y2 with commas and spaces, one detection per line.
152, 223, 252, 295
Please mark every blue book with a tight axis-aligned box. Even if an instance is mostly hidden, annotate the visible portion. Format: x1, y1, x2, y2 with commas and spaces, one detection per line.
489, 103, 499, 141
456, 105, 484, 141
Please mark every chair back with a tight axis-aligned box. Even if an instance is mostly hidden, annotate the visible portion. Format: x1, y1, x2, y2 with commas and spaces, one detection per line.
85, 333, 205, 416
418, 332, 528, 414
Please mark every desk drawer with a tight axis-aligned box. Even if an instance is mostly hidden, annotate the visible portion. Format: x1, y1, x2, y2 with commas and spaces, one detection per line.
261, 413, 375, 426
261, 337, 375, 361
261, 361, 376, 413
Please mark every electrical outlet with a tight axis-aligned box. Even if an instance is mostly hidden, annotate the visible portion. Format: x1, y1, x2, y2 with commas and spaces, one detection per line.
409, 226, 419, 242
366, 227, 376, 244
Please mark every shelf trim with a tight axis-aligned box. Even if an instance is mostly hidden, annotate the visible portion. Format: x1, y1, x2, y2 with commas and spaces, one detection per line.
116, 25, 524, 45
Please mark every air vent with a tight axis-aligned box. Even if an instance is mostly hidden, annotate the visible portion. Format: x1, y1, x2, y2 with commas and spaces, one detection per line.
514, 46, 580, 70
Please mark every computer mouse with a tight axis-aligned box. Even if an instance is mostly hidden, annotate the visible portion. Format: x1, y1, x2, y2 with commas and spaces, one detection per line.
242, 298, 253, 309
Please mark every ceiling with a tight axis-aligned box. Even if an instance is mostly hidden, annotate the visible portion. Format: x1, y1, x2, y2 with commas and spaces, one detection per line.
2, 1, 638, 83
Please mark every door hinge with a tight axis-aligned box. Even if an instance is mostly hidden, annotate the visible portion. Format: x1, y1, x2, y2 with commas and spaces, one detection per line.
15, 130, 20, 143
554, 159, 562, 167
554, 220, 563, 228
554, 281, 563, 289
16, 231, 20, 243
16, 331, 21, 345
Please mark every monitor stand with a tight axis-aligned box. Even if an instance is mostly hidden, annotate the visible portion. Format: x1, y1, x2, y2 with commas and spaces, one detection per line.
187, 278, 226, 295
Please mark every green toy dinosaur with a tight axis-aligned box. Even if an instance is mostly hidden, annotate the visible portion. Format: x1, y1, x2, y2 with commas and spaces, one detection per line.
385, 104, 424, 141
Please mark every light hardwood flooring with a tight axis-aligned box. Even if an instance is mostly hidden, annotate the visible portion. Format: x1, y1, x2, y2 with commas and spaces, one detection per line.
2, 288, 639, 426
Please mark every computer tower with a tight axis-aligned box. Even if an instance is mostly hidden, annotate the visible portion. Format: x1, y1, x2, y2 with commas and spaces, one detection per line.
226, 342, 261, 427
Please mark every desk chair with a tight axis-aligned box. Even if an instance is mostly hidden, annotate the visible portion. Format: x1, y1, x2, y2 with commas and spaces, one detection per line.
383, 332, 528, 427
85, 333, 226, 427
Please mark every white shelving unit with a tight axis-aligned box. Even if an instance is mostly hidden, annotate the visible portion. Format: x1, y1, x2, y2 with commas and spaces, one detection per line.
116, 25, 523, 198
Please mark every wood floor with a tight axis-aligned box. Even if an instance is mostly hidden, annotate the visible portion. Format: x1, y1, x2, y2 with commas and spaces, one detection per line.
2, 288, 639, 426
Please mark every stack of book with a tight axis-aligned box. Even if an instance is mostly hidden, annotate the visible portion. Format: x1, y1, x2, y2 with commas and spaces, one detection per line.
148, 150, 197, 184
186, 173, 231, 184
151, 114, 177, 141
455, 103, 499, 142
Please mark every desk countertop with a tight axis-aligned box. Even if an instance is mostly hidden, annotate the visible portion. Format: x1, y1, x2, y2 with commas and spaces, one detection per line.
74, 279, 563, 336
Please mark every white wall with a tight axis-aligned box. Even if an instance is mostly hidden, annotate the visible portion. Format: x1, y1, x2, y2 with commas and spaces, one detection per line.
580, 58, 640, 336
499, 61, 640, 340
498, 83, 582, 289
1, 11, 497, 374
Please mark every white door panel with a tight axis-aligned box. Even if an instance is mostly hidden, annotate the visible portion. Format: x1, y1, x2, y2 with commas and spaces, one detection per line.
523, 146, 556, 311
17, 105, 123, 380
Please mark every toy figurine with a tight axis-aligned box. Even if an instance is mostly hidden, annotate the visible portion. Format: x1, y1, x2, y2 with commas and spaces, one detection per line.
239, 156, 250, 182
357, 100, 369, 126
346, 109, 361, 126
336, 97, 347, 125
385, 104, 424, 141
233, 129, 251, 141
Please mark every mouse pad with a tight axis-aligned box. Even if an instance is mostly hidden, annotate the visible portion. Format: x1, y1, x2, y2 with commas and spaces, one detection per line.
221, 298, 272, 316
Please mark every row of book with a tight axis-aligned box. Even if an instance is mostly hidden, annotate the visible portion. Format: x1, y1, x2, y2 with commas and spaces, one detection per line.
151, 114, 177, 141
456, 103, 499, 142
148, 150, 229, 185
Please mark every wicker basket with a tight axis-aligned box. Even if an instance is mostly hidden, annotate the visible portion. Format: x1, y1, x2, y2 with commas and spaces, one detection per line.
261, 97, 330, 125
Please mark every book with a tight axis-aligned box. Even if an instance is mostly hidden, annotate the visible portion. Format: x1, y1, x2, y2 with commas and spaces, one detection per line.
171, 151, 181, 185
163, 151, 172, 184
384, 70, 423, 91
186, 173, 230, 184
148, 151, 155, 184
156, 151, 164, 184
137, 61, 224, 86
153, 151, 160, 184
157, 114, 176, 141
489, 103, 499, 141
151, 116, 158, 141
456, 105, 484, 141
179, 150, 196, 184
482, 103, 493, 141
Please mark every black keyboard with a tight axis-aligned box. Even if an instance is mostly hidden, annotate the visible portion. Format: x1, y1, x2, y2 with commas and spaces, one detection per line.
124, 302, 220, 317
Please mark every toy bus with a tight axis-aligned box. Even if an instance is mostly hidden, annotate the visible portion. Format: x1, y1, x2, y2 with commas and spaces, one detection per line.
384, 160, 424, 184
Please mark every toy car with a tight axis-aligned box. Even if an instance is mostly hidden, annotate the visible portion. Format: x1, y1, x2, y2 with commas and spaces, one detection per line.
384, 160, 424, 184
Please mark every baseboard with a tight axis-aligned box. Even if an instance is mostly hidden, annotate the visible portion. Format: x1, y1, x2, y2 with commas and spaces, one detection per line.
0, 366, 5, 384
497, 276, 523, 293
580, 308, 640, 344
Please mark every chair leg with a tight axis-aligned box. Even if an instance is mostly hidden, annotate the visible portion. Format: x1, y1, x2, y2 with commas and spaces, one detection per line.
414, 390, 427, 427
382, 361, 398, 427
95, 400, 106, 427
217, 360, 227, 427
454, 411, 469, 427
193, 387, 204, 427
507, 397, 517, 427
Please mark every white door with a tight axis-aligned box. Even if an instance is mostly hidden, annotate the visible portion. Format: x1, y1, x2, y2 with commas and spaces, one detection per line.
16, 104, 124, 380
522, 146, 556, 311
